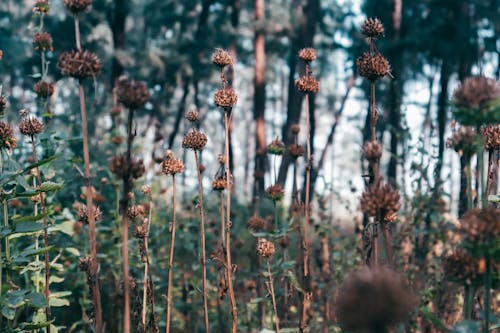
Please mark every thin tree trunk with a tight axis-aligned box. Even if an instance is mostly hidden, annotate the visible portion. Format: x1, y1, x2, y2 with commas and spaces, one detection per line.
168, 81, 190, 149
109, 0, 128, 85
434, 62, 450, 190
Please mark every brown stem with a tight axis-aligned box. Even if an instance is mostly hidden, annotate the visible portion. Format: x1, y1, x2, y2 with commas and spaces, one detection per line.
486, 149, 494, 203
220, 192, 225, 248
382, 223, 393, 265
30, 136, 51, 333
224, 111, 238, 333
74, 16, 81, 51
267, 260, 280, 333
142, 198, 154, 326
370, 82, 377, 143
194, 151, 209, 333
373, 222, 379, 267
166, 176, 177, 333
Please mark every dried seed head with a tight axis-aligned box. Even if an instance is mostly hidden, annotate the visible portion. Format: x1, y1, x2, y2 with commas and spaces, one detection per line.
199, 164, 206, 173
134, 224, 147, 239
78, 256, 92, 272
291, 124, 301, 134
127, 205, 145, 220
19, 114, 44, 136
361, 18, 385, 39
357, 52, 391, 81
211, 48, 234, 67
108, 155, 145, 179
256, 238, 275, 258
335, 267, 417, 332
64, 0, 92, 14
214, 88, 238, 108
0, 96, 6, 114
360, 183, 400, 217
131, 159, 146, 179
217, 154, 225, 165
481, 125, 500, 151
246, 215, 266, 232
460, 207, 500, 245
295, 76, 320, 93
384, 211, 398, 223
161, 150, 184, 175
212, 177, 226, 191
443, 249, 479, 284
363, 141, 382, 161
298, 48, 317, 62
116, 77, 149, 109
58, 50, 102, 80
288, 144, 304, 159
446, 126, 479, 157
182, 129, 208, 151
77, 205, 102, 224
141, 185, 151, 197
33, 0, 50, 14
267, 138, 286, 155
186, 109, 200, 122
33, 81, 55, 98
265, 184, 285, 202
453, 76, 500, 111
33, 32, 53, 52
0, 121, 16, 152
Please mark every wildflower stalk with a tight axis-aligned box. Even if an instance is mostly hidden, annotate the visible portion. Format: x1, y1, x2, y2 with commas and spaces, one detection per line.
141, 193, 154, 327
485, 149, 493, 203
166, 175, 177, 333
193, 150, 209, 333
370, 81, 380, 267
266, 260, 280, 333
220, 191, 225, 247
484, 253, 491, 333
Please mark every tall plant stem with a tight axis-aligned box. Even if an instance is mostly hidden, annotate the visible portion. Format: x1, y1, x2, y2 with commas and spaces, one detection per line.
382, 223, 393, 265
142, 197, 154, 326
485, 150, 493, 204
479, 150, 486, 208
464, 284, 474, 320
300, 93, 312, 332
194, 151, 209, 333
74, 14, 102, 332
166, 175, 178, 333
30, 136, 51, 332
484, 254, 491, 333
370, 82, 377, 144
266, 260, 280, 333
466, 160, 473, 210
220, 192, 225, 248
224, 111, 238, 333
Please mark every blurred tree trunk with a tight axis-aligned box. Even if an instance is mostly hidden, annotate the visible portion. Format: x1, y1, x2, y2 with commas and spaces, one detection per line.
434, 62, 450, 190
277, 0, 320, 186
109, 0, 128, 85
253, 0, 267, 196
168, 81, 190, 149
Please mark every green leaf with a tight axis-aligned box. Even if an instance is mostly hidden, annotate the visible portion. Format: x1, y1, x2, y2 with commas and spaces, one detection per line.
286, 271, 305, 294
38, 181, 64, 193
1, 306, 15, 320
26, 292, 46, 308
14, 221, 46, 234
65, 247, 80, 257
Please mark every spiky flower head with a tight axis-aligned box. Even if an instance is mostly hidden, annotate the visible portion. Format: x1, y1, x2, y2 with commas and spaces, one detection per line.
452, 76, 500, 126
481, 125, 500, 151
446, 126, 479, 157
77, 205, 102, 225
443, 249, 480, 284
33, 81, 55, 98
460, 207, 500, 247
357, 52, 391, 81
108, 155, 145, 179
182, 128, 207, 151
335, 267, 417, 332
256, 238, 275, 258
295, 76, 320, 93
288, 144, 304, 159
246, 215, 266, 232
211, 48, 234, 67
64, 0, 92, 14
127, 205, 145, 220
214, 87, 238, 108
33, 32, 53, 52
33, 0, 50, 14
0, 121, 16, 152
363, 141, 382, 161
161, 150, 184, 175
212, 176, 226, 191
267, 138, 286, 155
298, 48, 317, 62
19, 111, 44, 136
360, 183, 400, 217
265, 184, 285, 202
361, 18, 385, 39
0, 96, 6, 114
186, 109, 200, 122
116, 77, 150, 109
58, 50, 102, 80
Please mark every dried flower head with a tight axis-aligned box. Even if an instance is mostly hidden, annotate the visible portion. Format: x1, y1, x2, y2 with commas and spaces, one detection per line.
33, 0, 50, 14
443, 249, 479, 284
363, 141, 383, 161
256, 238, 275, 258
295, 76, 320, 93
481, 125, 500, 151
460, 207, 500, 245
212, 177, 226, 191
0, 121, 16, 152
33, 81, 55, 98
446, 126, 479, 157
141, 185, 152, 197
288, 144, 304, 158
265, 184, 285, 202
246, 215, 266, 232
335, 267, 417, 332
78, 256, 92, 272
211, 48, 234, 67
217, 154, 225, 165
116, 77, 150, 109
19, 113, 44, 136
360, 183, 400, 217
361, 18, 385, 38
134, 224, 147, 239
186, 109, 200, 122
0, 96, 6, 114
214, 87, 238, 108
291, 124, 301, 134
77, 205, 102, 224
64, 0, 92, 14
58, 50, 102, 80
130, 159, 146, 179
278, 236, 290, 248
161, 150, 184, 175
182, 129, 208, 151
298, 48, 317, 62
357, 52, 391, 81
108, 155, 145, 179
452, 76, 500, 126
127, 205, 145, 220
267, 138, 286, 155
33, 32, 53, 52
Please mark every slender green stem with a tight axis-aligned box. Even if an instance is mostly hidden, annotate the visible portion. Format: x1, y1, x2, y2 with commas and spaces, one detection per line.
479, 150, 486, 208
267, 260, 280, 333
464, 284, 474, 320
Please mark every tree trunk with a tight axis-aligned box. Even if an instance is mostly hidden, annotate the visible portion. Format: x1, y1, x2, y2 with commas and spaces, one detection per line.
168, 81, 190, 149
434, 62, 450, 190
109, 0, 128, 85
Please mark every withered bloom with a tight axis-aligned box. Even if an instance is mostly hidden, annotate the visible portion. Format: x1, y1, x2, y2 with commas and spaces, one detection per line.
298, 48, 317, 62
256, 238, 275, 258
246, 215, 266, 232
33, 0, 50, 14
360, 183, 400, 217
0, 121, 17, 152
186, 110, 200, 122
58, 50, 102, 80
19, 112, 44, 136
460, 207, 500, 245
211, 48, 234, 67
443, 249, 480, 284
356, 52, 391, 81
335, 267, 417, 332
481, 125, 500, 151
212, 177, 226, 191
161, 150, 184, 175
361, 18, 385, 39
182, 129, 208, 151
267, 138, 286, 155
34, 81, 55, 98
265, 184, 285, 202
295, 76, 320, 93
116, 77, 150, 109
288, 144, 304, 159
33, 32, 53, 52
108, 155, 145, 179
363, 141, 382, 161
77, 205, 102, 225
0, 96, 6, 114
446, 126, 479, 157
64, 0, 92, 14
214, 87, 238, 108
